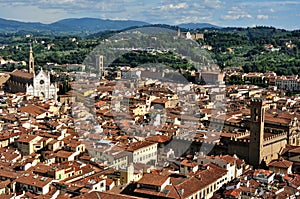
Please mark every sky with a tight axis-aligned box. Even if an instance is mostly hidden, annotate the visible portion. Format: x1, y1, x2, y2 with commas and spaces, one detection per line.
1, 0, 299, 30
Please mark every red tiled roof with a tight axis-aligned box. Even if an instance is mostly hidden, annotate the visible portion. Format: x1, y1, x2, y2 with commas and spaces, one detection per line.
74, 191, 142, 199
14, 173, 52, 188
55, 150, 74, 159
225, 188, 242, 198
288, 146, 300, 154
124, 141, 156, 152
268, 158, 293, 169
138, 173, 169, 186
284, 174, 300, 188
17, 134, 41, 143
146, 135, 171, 143
180, 159, 198, 168
19, 104, 48, 116
10, 70, 33, 80
253, 169, 274, 177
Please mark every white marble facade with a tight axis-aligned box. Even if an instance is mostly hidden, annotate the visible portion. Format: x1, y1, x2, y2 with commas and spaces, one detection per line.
26, 68, 57, 100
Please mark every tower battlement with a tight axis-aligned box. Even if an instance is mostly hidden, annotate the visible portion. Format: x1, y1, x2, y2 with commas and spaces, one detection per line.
249, 98, 266, 168
264, 132, 287, 143
250, 98, 266, 106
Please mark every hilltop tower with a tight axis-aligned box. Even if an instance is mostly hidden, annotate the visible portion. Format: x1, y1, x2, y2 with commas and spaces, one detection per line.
177, 27, 181, 38
29, 44, 34, 74
249, 98, 266, 168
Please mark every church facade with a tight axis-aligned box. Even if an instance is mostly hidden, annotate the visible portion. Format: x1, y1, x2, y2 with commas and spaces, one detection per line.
26, 68, 57, 100
6, 44, 57, 100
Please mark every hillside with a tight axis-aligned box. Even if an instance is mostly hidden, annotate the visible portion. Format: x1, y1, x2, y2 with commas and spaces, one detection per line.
0, 18, 48, 31
0, 17, 149, 34
0, 18, 224, 35
201, 27, 300, 75
49, 18, 149, 32
1, 26, 299, 76
178, 22, 221, 29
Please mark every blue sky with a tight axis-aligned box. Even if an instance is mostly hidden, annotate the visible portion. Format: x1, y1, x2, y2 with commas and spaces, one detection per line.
1, 0, 299, 30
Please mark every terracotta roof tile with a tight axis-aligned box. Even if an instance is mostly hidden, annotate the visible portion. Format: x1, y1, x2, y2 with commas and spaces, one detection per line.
74, 191, 142, 199
268, 158, 293, 169
10, 69, 34, 80
138, 173, 169, 186
14, 173, 52, 188
146, 135, 171, 143
124, 140, 157, 152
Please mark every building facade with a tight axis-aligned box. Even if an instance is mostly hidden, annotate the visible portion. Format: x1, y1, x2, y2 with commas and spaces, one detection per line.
6, 44, 57, 100
26, 68, 57, 100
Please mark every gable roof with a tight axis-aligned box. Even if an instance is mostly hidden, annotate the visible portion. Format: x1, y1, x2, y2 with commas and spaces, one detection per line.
138, 173, 169, 186
10, 69, 33, 80
74, 191, 142, 199
268, 158, 293, 169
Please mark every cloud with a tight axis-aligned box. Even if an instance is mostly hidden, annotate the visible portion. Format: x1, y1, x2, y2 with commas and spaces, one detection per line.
160, 3, 188, 11
0, 0, 298, 29
153, 0, 222, 25
257, 15, 269, 20
274, 1, 300, 6
221, 6, 253, 20
222, 14, 252, 20
241, 1, 300, 7
203, 0, 223, 9
0, 4, 68, 23
173, 15, 217, 25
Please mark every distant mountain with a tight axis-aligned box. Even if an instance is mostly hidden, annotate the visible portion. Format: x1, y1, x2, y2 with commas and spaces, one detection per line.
178, 23, 221, 30
0, 17, 222, 35
0, 18, 48, 31
0, 17, 150, 34
48, 18, 149, 32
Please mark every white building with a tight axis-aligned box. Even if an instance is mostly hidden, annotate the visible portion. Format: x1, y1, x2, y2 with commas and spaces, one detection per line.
26, 68, 57, 100
197, 155, 244, 182
275, 75, 300, 91
7, 44, 57, 100
14, 173, 53, 195
125, 141, 158, 165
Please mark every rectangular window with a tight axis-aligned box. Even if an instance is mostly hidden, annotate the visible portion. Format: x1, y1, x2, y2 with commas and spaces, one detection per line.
254, 108, 258, 121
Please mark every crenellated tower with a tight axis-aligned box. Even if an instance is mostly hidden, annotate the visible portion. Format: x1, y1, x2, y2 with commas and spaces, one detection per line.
249, 98, 266, 168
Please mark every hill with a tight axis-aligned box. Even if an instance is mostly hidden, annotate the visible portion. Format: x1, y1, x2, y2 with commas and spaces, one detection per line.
0, 17, 149, 34
49, 18, 149, 32
0, 18, 48, 32
178, 22, 221, 30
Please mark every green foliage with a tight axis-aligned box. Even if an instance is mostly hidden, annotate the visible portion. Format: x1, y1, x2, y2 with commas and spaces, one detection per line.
201, 27, 300, 75
111, 50, 195, 70
1, 26, 300, 76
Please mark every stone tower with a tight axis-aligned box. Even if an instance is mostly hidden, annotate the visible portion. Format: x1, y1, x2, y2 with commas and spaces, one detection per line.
29, 44, 34, 74
97, 55, 104, 78
249, 98, 266, 168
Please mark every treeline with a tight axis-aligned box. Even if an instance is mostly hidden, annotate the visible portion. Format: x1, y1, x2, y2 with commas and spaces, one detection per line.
201, 27, 300, 75
111, 51, 195, 70
1, 26, 300, 75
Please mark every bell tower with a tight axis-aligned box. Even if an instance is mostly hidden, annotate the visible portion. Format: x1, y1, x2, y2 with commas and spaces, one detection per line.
29, 43, 34, 74
96, 55, 104, 78
249, 98, 266, 168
